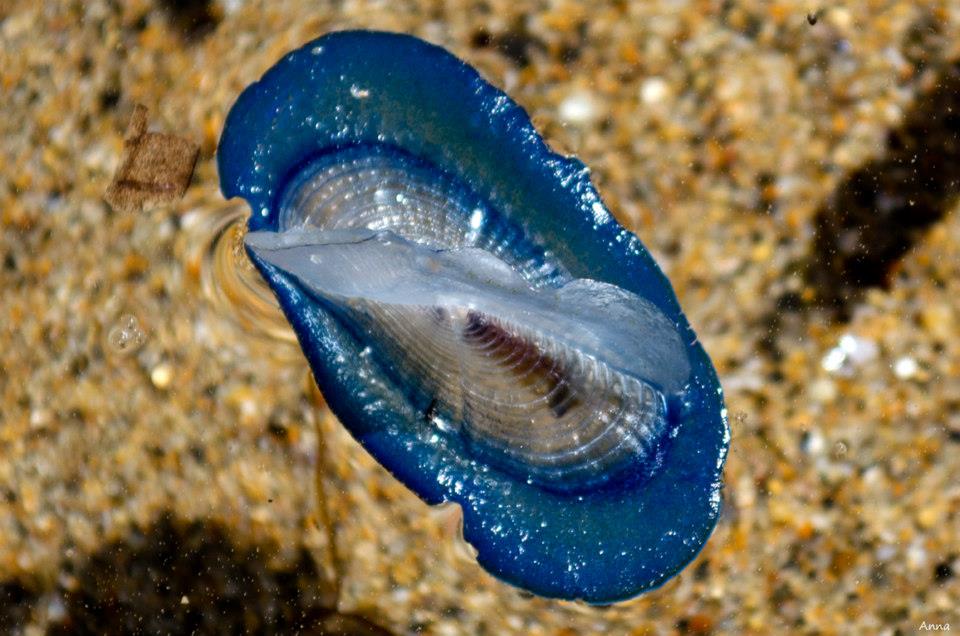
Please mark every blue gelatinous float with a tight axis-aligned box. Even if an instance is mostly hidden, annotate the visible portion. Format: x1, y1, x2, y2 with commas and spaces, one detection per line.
218, 30, 728, 603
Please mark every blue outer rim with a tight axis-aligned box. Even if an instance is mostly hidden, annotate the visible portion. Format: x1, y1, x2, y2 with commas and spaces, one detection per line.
218, 30, 728, 603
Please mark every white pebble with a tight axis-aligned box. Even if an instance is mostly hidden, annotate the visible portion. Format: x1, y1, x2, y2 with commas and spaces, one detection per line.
893, 356, 918, 379
801, 429, 825, 455
150, 363, 173, 390
640, 77, 670, 105
558, 90, 598, 125
821, 334, 877, 376
821, 346, 847, 373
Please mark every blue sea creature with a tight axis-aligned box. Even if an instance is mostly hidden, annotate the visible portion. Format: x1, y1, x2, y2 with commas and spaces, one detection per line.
218, 31, 728, 603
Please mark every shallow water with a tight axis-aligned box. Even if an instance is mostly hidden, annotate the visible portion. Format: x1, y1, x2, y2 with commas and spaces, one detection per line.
2, 1, 959, 634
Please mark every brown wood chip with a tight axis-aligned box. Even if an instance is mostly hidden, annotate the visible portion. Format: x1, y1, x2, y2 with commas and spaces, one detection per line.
104, 104, 200, 213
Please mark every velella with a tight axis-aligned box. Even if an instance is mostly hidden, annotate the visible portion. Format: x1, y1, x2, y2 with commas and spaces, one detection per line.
218, 30, 728, 603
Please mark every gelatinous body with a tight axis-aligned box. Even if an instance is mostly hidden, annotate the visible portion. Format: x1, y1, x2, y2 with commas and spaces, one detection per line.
219, 30, 728, 603
248, 226, 687, 494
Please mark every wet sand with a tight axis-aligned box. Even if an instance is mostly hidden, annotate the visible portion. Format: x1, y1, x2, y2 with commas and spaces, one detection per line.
1, 0, 959, 633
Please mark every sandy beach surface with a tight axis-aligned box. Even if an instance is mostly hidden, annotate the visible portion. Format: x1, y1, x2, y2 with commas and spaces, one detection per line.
2, 0, 959, 633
